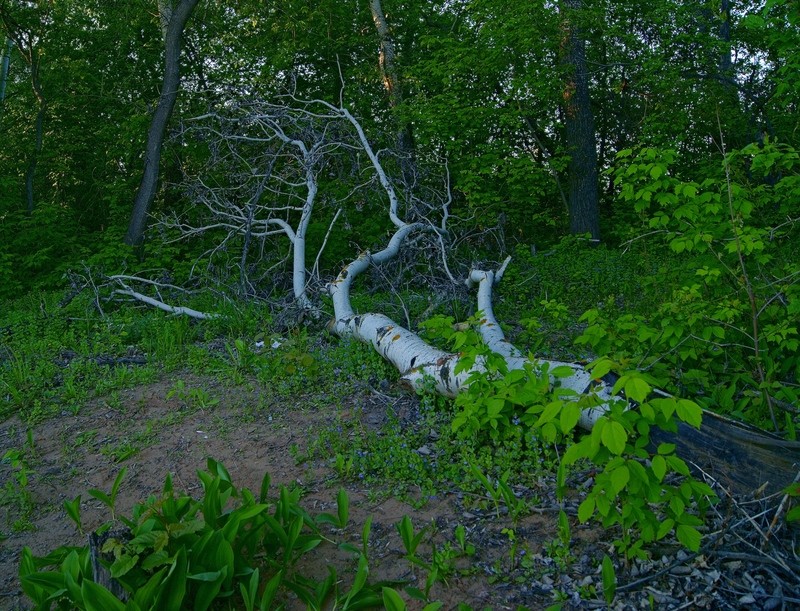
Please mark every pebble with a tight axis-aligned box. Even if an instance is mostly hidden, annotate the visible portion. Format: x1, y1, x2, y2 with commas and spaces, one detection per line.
670, 566, 692, 575
738, 594, 756, 605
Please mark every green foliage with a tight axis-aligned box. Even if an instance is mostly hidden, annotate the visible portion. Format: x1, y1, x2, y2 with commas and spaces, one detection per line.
19, 458, 421, 610
564, 360, 716, 558
601, 142, 800, 430
2, 438, 36, 529
422, 316, 717, 559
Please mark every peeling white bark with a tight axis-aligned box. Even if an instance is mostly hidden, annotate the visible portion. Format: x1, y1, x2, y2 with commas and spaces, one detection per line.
467, 261, 613, 429
113, 289, 218, 320
330, 246, 615, 430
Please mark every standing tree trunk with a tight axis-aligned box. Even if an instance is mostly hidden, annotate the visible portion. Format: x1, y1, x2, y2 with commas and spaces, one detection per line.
559, 0, 600, 241
0, 35, 12, 112
0, 6, 48, 215
125, 0, 200, 247
369, 0, 415, 181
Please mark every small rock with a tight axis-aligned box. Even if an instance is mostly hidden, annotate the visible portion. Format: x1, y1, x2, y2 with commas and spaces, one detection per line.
416, 445, 431, 455
579, 575, 594, 587
738, 594, 756, 605
670, 566, 692, 576
704, 569, 721, 584
723, 560, 742, 571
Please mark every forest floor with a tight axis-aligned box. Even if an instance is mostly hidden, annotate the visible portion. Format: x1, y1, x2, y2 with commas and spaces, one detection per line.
1, 370, 799, 610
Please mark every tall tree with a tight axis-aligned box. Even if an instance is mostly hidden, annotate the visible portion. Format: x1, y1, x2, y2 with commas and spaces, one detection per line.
0, 35, 11, 111
0, 2, 49, 214
369, 0, 415, 177
125, 0, 200, 247
559, 0, 600, 240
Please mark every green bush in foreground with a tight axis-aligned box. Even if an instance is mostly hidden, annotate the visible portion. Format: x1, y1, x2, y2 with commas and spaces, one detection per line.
19, 459, 444, 611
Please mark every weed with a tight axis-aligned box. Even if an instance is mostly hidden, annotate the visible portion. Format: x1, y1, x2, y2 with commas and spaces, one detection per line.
20, 459, 442, 610
1, 432, 37, 529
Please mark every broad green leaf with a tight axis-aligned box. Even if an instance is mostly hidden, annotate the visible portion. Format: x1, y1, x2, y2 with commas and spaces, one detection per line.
81, 580, 125, 611
337, 488, 349, 527
651, 455, 667, 482
676, 524, 702, 551
675, 399, 702, 428
601, 421, 627, 455
110, 553, 139, 579
188, 570, 223, 582
624, 377, 651, 403
601, 555, 616, 605
666, 455, 690, 476
609, 465, 630, 494
786, 506, 800, 522
560, 403, 581, 433
155, 547, 187, 611
657, 518, 675, 540
133, 567, 168, 608
562, 442, 587, 465
590, 358, 614, 380
577, 497, 595, 522
382, 587, 407, 611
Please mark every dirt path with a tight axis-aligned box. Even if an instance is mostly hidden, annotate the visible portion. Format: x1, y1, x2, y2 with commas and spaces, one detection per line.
2, 374, 798, 610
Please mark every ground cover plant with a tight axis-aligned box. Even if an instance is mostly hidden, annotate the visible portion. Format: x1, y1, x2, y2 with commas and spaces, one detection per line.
2, 243, 799, 608
2, 3, 799, 606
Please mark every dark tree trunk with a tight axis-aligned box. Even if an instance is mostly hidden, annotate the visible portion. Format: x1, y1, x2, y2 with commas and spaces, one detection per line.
24, 101, 44, 214
560, 0, 600, 241
0, 36, 12, 111
125, 0, 200, 247
369, 0, 416, 183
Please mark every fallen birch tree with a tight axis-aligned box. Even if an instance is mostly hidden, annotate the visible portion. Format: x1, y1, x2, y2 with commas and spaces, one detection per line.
97, 95, 799, 499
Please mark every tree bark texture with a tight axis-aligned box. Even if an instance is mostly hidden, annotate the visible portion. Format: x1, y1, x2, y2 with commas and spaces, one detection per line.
560, 0, 600, 241
125, 0, 200, 247
369, 0, 415, 180
0, 36, 12, 110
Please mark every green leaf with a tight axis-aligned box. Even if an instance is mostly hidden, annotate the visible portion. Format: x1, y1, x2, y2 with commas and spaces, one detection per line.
188, 570, 223, 582
657, 443, 676, 455
601, 421, 627, 455
676, 524, 702, 551
675, 399, 702, 428
81, 580, 126, 611
337, 488, 349, 528
535, 401, 562, 427
651, 455, 667, 482
382, 587, 407, 611
110, 553, 139, 579
577, 497, 595, 522
609, 465, 630, 494
590, 358, 614, 380
560, 403, 581, 433
550, 365, 575, 378
657, 518, 675, 540
259, 570, 283, 610
133, 567, 168, 608
624, 377, 651, 403
601, 555, 616, 605
155, 547, 187, 611
666, 455, 690, 476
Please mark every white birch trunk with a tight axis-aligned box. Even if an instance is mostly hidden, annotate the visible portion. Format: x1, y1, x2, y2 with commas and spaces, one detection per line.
330, 245, 614, 430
